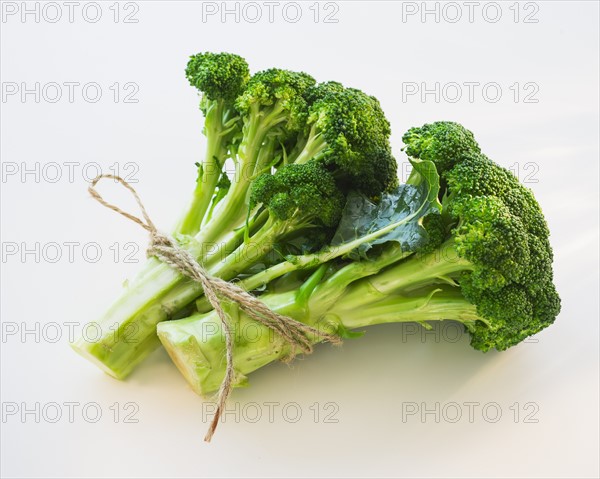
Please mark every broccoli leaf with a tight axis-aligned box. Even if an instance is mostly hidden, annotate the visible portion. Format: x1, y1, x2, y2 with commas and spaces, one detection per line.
331, 158, 441, 259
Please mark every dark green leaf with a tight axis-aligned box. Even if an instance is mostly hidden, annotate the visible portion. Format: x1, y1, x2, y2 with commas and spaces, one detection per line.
330, 159, 441, 259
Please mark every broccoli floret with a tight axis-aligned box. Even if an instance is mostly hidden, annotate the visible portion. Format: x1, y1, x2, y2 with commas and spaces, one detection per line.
235, 68, 316, 135
251, 162, 344, 228
289, 83, 397, 197
446, 153, 550, 237
443, 155, 559, 350
176, 52, 250, 235
402, 121, 481, 174
228, 163, 346, 271
350, 147, 399, 197
186, 52, 250, 104
319, 88, 391, 153
387, 122, 559, 349
307, 87, 392, 170
305, 81, 345, 104
191, 67, 319, 250
417, 211, 446, 255
362, 132, 560, 351
451, 194, 531, 287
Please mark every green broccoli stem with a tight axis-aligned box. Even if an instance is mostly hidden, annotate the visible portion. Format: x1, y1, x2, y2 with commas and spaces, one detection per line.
158, 291, 302, 394
171, 242, 477, 393
194, 207, 436, 313
337, 240, 474, 310
190, 106, 283, 249
71, 259, 196, 378
337, 289, 479, 329
198, 208, 270, 270
194, 242, 410, 313
209, 216, 295, 276
175, 101, 230, 236
157, 285, 479, 396
70, 216, 282, 378
290, 127, 327, 165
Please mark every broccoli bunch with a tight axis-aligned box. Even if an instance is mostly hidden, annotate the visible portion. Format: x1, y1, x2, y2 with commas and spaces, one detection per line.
72, 53, 560, 392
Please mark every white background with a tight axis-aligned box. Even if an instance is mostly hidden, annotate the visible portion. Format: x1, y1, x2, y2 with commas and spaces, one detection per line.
1, 1, 599, 478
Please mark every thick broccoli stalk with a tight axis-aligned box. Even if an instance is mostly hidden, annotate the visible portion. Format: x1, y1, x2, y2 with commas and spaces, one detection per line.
159, 283, 480, 394
158, 122, 560, 394
176, 52, 250, 235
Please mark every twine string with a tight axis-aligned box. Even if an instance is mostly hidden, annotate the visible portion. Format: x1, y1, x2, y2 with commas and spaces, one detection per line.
88, 174, 340, 442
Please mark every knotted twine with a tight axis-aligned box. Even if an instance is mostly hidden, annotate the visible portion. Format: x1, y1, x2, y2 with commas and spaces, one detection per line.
88, 175, 341, 441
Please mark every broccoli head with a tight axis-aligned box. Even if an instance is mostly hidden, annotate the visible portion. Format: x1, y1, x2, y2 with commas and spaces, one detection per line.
235, 68, 316, 133
185, 52, 250, 103
250, 162, 344, 228
442, 153, 560, 351
402, 121, 481, 174
287, 83, 397, 197
305, 81, 345, 104
309, 87, 392, 170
